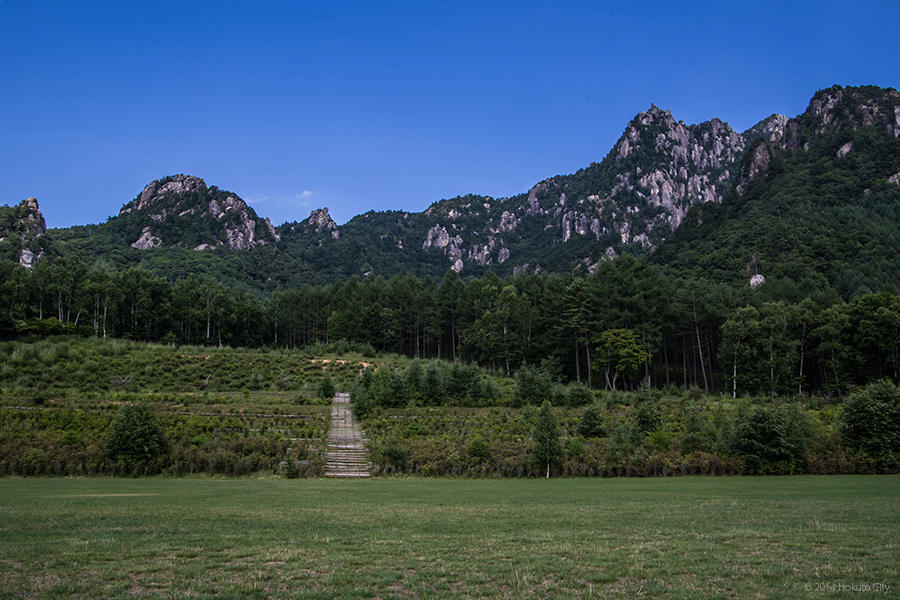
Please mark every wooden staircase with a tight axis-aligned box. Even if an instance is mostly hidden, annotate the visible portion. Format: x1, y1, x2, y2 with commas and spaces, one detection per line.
324, 392, 372, 478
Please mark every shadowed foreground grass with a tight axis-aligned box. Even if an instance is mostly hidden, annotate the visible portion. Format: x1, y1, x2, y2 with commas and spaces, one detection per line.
0, 476, 896, 599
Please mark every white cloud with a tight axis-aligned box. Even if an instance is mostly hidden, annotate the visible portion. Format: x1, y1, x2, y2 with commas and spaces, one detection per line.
248, 190, 314, 208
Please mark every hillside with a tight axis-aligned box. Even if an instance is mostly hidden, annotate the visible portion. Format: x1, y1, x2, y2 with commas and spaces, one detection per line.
1, 85, 898, 295
654, 86, 900, 295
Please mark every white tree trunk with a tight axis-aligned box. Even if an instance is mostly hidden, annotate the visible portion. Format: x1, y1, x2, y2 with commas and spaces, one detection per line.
732, 354, 737, 399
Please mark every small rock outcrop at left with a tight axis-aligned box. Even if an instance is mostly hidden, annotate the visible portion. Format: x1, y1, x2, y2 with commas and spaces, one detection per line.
0, 197, 47, 268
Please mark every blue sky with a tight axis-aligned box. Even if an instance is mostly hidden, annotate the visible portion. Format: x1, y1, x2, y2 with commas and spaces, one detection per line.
1, 0, 897, 228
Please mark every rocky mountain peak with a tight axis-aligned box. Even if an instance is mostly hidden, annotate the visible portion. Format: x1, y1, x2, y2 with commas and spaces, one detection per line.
805, 85, 900, 136
305, 208, 340, 239
738, 85, 899, 194
17, 197, 47, 238
1, 197, 48, 269
641, 104, 675, 125
119, 175, 278, 251
121, 174, 206, 214
599, 105, 747, 246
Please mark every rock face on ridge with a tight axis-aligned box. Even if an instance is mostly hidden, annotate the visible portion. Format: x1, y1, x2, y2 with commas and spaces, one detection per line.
411, 103, 749, 273
117, 174, 279, 251
305, 208, 340, 239
408, 85, 900, 275
0, 197, 47, 268
737, 85, 900, 193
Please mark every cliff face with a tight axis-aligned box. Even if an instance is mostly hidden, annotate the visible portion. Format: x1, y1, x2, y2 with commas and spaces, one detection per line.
118, 174, 279, 251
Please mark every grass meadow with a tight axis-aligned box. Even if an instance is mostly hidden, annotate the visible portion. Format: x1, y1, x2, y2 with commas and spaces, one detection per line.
1, 476, 897, 599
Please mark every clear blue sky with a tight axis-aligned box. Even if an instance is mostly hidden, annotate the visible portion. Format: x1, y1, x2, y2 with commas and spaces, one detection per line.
1, 0, 897, 228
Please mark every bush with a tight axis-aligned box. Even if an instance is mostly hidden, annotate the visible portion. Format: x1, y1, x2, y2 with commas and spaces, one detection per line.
370, 368, 408, 408
351, 384, 374, 419
447, 362, 480, 403
467, 434, 491, 461
248, 372, 264, 390
730, 405, 795, 474
478, 378, 502, 404
104, 403, 169, 475
318, 372, 335, 400
842, 379, 900, 462
513, 365, 553, 407
577, 403, 605, 438
421, 363, 446, 405
382, 437, 408, 471
566, 383, 594, 407
633, 401, 662, 435
566, 436, 586, 458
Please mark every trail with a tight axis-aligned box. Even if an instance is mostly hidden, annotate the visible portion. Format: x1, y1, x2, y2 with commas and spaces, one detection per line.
324, 392, 371, 478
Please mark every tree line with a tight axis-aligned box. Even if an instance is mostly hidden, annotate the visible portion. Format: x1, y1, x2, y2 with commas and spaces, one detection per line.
1, 254, 897, 396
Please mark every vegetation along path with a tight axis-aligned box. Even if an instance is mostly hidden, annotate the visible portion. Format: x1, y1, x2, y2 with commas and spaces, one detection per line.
324, 392, 372, 478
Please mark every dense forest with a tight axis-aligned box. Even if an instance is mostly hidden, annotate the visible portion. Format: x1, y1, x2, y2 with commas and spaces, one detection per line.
2, 253, 896, 398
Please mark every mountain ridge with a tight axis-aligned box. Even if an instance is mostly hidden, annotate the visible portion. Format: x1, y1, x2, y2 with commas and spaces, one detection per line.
2, 84, 898, 295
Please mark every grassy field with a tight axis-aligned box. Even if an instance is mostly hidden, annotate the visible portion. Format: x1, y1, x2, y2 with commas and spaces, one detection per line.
1, 476, 896, 599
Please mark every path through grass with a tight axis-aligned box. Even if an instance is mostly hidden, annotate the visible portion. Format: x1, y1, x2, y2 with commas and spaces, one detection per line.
1, 476, 896, 598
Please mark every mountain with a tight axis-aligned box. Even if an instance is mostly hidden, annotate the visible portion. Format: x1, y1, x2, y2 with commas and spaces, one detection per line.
274, 84, 898, 290
3, 85, 898, 295
115, 174, 280, 251
273, 105, 751, 279
654, 85, 900, 296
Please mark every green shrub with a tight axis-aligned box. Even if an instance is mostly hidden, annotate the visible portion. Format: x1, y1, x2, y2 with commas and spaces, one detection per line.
467, 434, 491, 461
421, 364, 446, 405
317, 372, 335, 400
566, 384, 594, 407
514, 365, 553, 407
730, 405, 795, 474
478, 378, 502, 404
383, 437, 408, 471
633, 401, 662, 435
351, 384, 374, 418
577, 403, 605, 438
104, 403, 169, 475
248, 372, 264, 391
842, 379, 900, 463
566, 436, 586, 458
370, 368, 408, 408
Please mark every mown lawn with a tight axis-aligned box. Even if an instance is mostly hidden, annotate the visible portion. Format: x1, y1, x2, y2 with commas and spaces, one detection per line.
0, 476, 896, 599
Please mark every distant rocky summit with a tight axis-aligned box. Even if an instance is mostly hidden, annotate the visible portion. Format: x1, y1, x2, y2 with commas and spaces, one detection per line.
305, 207, 340, 239
0, 197, 47, 268
118, 174, 279, 251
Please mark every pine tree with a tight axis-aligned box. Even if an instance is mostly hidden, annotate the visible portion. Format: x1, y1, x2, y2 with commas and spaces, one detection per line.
318, 372, 335, 400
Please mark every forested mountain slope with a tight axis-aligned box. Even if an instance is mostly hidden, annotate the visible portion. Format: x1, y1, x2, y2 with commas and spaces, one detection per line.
1, 85, 898, 295
654, 85, 900, 296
